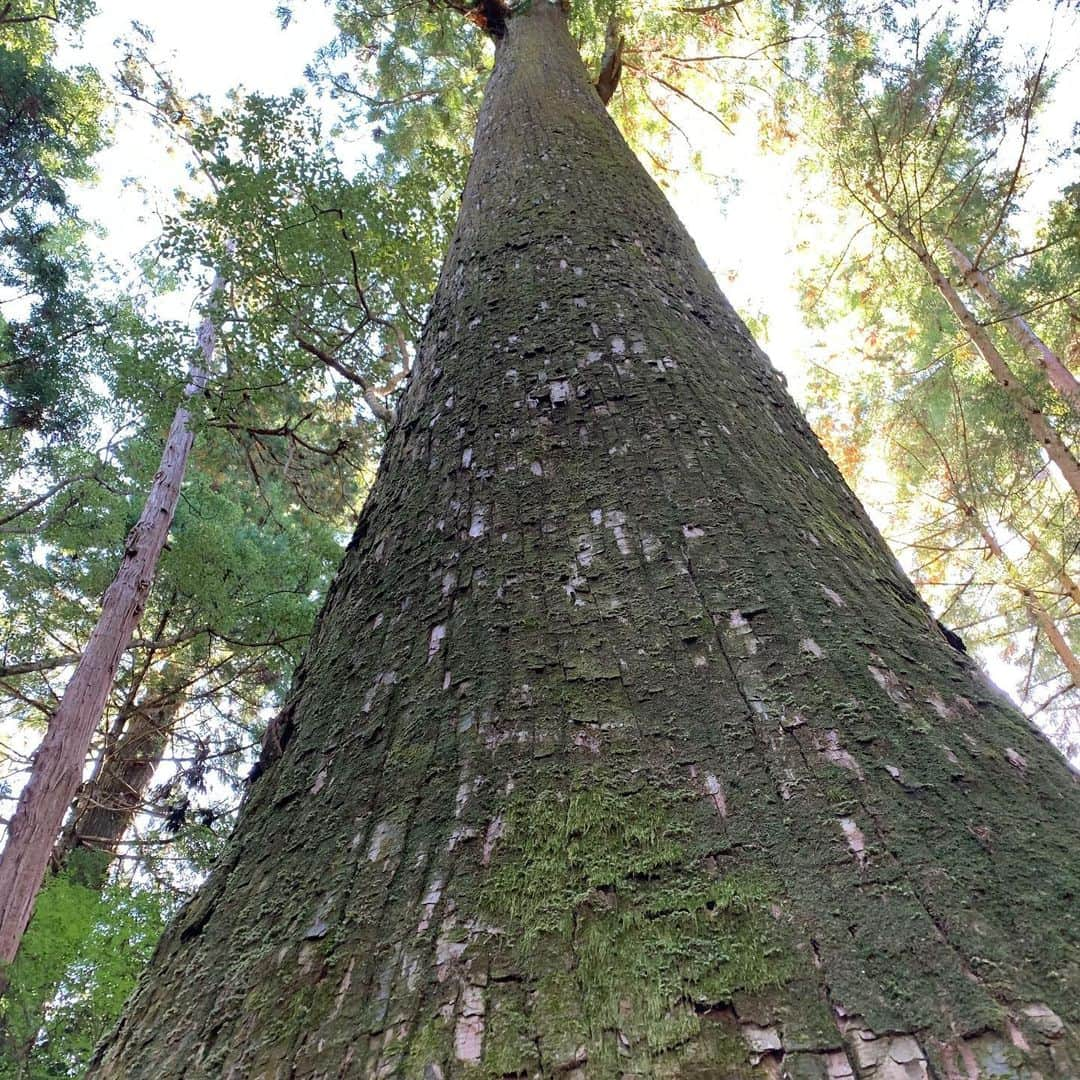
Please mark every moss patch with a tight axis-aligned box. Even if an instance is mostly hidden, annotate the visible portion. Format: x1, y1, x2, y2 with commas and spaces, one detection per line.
478, 773, 793, 1066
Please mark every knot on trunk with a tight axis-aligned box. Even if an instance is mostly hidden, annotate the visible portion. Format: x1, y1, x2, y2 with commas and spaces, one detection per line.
465, 0, 510, 37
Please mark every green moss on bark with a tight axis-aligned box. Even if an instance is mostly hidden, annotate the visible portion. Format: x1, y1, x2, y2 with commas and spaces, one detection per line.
478, 773, 792, 1069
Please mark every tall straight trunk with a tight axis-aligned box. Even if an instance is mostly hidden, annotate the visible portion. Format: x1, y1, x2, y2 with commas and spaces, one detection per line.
942, 238, 1080, 412
922, 251, 1080, 499
0, 276, 220, 980
865, 194, 1080, 502
54, 690, 180, 873
960, 504, 1080, 690
93, 7, 1079, 1078
1015, 522, 1080, 610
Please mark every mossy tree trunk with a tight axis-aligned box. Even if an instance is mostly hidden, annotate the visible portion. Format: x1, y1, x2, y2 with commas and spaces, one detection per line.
91, 4, 1080, 1077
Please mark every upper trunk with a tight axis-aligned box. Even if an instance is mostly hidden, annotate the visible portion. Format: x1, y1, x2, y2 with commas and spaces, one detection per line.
942, 238, 1080, 414
91, 6, 1080, 1078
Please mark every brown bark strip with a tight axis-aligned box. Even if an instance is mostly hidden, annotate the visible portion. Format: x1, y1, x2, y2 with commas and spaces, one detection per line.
0, 272, 221, 979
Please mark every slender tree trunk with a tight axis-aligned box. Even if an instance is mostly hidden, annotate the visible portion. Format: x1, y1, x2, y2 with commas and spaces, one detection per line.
960, 505, 1080, 690
919, 253, 1080, 499
865, 198, 1080, 501
93, 7, 1080, 1078
0, 276, 220, 982
54, 691, 180, 874
1015, 522, 1080, 610
942, 237, 1080, 412
1, 684, 181, 1071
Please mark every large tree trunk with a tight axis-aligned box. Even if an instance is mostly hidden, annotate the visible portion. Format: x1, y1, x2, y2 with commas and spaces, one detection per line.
92, 6, 1080, 1078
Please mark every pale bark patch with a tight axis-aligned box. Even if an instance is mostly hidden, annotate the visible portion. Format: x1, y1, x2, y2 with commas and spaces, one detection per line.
820, 731, 864, 779
482, 816, 504, 866
1022, 1002, 1064, 1038
367, 820, 403, 863
848, 1028, 928, 1080
428, 625, 447, 662
454, 985, 485, 1063
839, 818, 868, 867
820, 584, 846, 608
417, 877, 445, 934
573, 729, 601, 754
703, 773, 727, 817
309, 766, 330, 795
867, 662, 912, 709
727, 610, 760, 656
1005, 747, 1028, 771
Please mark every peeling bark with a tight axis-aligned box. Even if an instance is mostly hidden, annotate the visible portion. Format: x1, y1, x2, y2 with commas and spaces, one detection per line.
91, 6, 1080, 1078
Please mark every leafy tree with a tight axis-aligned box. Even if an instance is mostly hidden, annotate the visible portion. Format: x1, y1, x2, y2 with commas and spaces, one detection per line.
792, 0, 1080, 743
0, 852, 171, 1078
0, 0, 105, 439
0, 30, 462, 1063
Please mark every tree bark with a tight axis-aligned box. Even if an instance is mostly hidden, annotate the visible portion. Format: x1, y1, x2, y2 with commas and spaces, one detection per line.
53, 691, 180, 874
92, 7, 1080, 1078
942, 237, 1080, 413
0, 275, 219, 981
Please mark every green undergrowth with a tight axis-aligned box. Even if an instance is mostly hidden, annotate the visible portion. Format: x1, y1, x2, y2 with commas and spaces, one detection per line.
0, 851, 170, 1078
478, 772, 794, 1068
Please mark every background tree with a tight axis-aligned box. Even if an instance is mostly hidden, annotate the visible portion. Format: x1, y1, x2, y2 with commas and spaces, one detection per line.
792, 0, 1080, 748
0, 0, 104, 439
0, 28, 457, 1069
